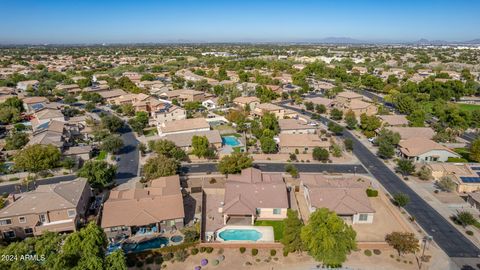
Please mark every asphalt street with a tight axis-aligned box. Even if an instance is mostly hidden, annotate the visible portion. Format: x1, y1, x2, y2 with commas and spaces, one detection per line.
115, 125, 139, 184
278, 101, 480, 259
180, 162, 367, 174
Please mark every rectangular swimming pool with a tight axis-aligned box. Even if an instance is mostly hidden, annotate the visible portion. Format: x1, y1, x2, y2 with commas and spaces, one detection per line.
222, 135, 241, 147
218, 229, 262, 241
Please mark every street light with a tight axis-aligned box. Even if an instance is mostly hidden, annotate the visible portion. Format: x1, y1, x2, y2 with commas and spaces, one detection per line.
419, 235, 433, 269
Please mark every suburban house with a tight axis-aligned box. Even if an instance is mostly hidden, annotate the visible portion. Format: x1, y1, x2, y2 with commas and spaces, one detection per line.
383, 126, 435, 140
467, 192, 480, 211
300, 174, 375, 224
163, 130, 222, 151
220, 168, 288, 225
233, 96, 260, 110
336, 99, 378, 117
30, 107, 65, 130
398, 138, 460, 162
28, 120, 67, 148
378, 115, 409, 127
160, 89, 205, 105
55, 84, 81, 95
157, 117, 210, 136
278, 119, 317, 134
101, 175, 185, 238
278, 134, 330, 154
16, 80, 39, 92
152, 103, 187, 125
306, 96, 335, 109
63, 145, 93, 162
253, 103, 297, 119
335, 91, 364, 103
428, 163, 480, 193
22, 96, 49, 112
99, 89, 128, 101
0, 178, 91, 239
202, 98, 218, 110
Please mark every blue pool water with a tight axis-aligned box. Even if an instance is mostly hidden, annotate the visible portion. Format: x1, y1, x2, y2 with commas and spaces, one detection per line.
122, 237, 169, 253
222, 136, 241, 147
218, 229, 262, 241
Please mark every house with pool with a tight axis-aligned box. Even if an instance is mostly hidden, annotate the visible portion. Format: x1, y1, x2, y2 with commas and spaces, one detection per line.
300, 174, 375, 224
202, 168, 288, 242
101, 175, 185, 239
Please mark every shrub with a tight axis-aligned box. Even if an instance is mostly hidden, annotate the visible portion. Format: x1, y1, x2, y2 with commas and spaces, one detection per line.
206, 247, 214, 253
212, 259, 219, 265
126, 256, 138, 267
270, 249, 276, 256
364, 249, 372, 256
373, 249, 381, 255
283, 250, 289, 257
240, 247, 246, 253
390, 254, 394, 258
466, 230, 474, 236
163, 252, 173, 261
366, 188, 378, 197
251, 249, 258, 256
174, 249, 189, 262
154, 256, 163, 265
218, 248, 224, 254
200, 247, 206, 253
146, 256, 154, 264
191, 248, 199, 255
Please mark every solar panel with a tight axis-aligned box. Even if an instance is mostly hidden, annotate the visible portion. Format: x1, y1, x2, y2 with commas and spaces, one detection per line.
460, 177, 480, 183
470, 167, 480, 171
31, 103, 44, 111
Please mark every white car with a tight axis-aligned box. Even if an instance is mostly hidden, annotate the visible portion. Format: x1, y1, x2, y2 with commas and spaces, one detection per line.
368, 137, 376, 143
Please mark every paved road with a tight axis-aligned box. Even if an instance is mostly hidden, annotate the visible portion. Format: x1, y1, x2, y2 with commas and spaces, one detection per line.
0, 175, 77, 195
278, 102, 480, 259
115, 125, 139, 184
180, 162, 367, 174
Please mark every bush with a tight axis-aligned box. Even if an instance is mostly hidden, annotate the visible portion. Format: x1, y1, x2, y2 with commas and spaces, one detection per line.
366, 188, 378, 197
212, 260, 219, 266
373, 249, 381, 255
364, 249, 372, 256
240, 247, 246, 253
174, 249, 189, 262
270, 249, 276, 256
163, 252, 173, 261
191, 248, 199, 255
283, 250, 289, 257
466, 230, 474, 236
251, 249, 258, 256
154, 256, 163, 265
200, 247, 206, 253
206, 247, 214, 253
146, 256, 154, 264
126, 256, 138, 267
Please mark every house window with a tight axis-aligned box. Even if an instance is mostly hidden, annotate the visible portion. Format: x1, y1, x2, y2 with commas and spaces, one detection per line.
256, 208, 261, 215
359, 214, 368, 221
24, 228, 33, 235
19, 217, 26, 223
273, 208, 281, 215
3, 231, 15, 238
0, 219, 12, 225
39, 214, 47, 223
67, 209, 76, 218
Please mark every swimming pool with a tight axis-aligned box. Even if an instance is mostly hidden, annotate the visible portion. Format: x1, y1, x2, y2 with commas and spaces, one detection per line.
218, 229, 262, 241
122, 237, 169, 253
222, 136, 241, 147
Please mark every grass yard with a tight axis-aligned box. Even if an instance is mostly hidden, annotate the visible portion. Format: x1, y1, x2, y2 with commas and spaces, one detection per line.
254, 220, 285, 242
143, 128, 158, 137
457, 103, 480, 112
96, 150, 107, 160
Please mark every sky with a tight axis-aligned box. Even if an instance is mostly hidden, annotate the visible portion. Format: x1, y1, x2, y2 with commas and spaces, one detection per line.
0, 0, 479, 44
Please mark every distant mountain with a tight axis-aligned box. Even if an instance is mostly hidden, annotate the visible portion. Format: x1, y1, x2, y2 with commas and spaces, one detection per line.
463, 39, 480, 44
316, 37, 364, 44
414, 38, 449, 45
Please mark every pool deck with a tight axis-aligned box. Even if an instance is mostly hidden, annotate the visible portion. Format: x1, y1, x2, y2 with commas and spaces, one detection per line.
216, 225, 274, 243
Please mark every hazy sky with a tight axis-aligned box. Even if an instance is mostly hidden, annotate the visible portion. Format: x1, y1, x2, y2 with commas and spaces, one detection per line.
1, 0, 479, 44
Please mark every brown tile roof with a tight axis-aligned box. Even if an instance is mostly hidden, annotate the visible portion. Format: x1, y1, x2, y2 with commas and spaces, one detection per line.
98, 89, 127, 99
279, 119, 315, 131
233, 96, 260, 104
398, 138, 459, 157
378, 115, 409, 126
301, 174, 374, 215
306, 97, 335, 107
223, 168, 288, 216
101, 175, 184, 228
163, 130, 221, 148
384, 127, 435, 140
22, 96, 48, 104
0, 178, 89, 219
159, 118, 210, 133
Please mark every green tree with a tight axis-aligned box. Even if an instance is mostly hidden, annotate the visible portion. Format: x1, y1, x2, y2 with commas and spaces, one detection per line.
5, 130, 29, 150
385, 232, 419, 257
105, 250, 127, 270
469, 138, 480, 162
261, 112, 279, 134
0, 106, 21, 124
312, 147, 329, 162
120, 103, 135, 116
191, 135, 214, 158
315, 104, 326, 114
304, 101, 314, 111
360, 113, 381, 137
101, 115, 124, 133
396, 159, 415, 176
327, 122, 344, 135
344, 110, 357, 129
101, 135, 124, 154
344, 138, 353, 151
148, 139, 186, 161
3, 96, 24, 112
417, 165, 432, 180
301, 208, 356, 266
375, 128, 401, 159
85, 102, 96, 112
285, 164, 299, 178
282, 209, 303, 253
14, 144, 61, 174
393, 193, 410, 209
437, 176, 456, 192
330, 108, 343, 120
61, 157, 76, 172
64, 95, 77, 105
455, 211, 476, 228
217, 152, 253, 174
260, 134, 277, 153
407, 109, 426, 127
77, 160, 117, 188
140, 73, 156, 81
143, 155, 178, 180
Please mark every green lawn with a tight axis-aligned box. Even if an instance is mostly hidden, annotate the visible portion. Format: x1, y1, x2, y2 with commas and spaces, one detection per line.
254, 220, 285, 242
96, 150, 107, 160
457, 103, 480, 112
143, 128, 158, 137
233, 146, 242, 153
